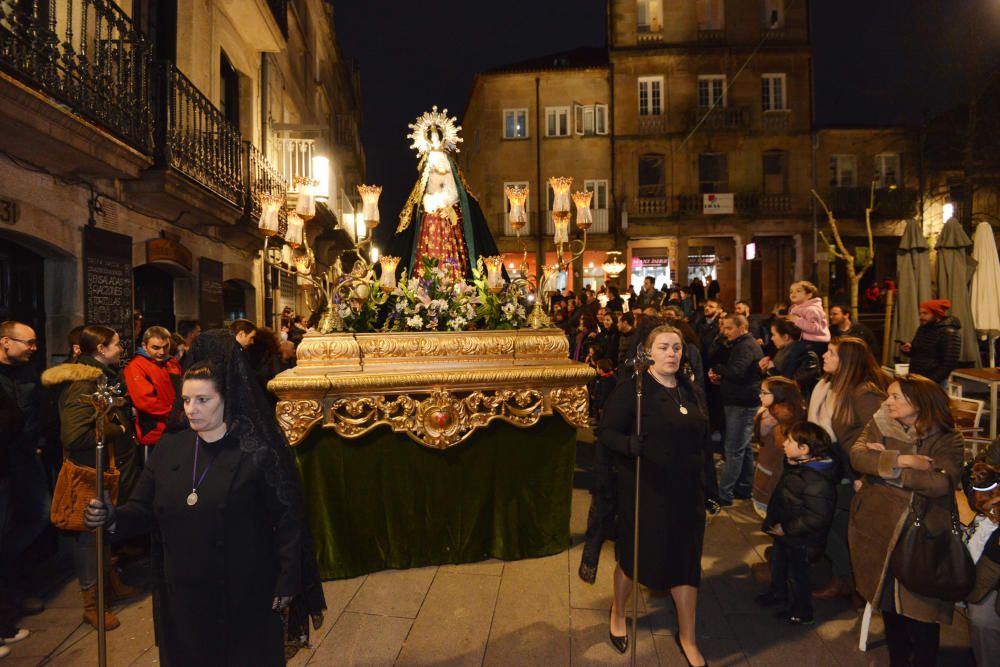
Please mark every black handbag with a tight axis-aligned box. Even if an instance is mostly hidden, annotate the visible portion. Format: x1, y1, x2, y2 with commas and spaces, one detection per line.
890, 479, 976, 602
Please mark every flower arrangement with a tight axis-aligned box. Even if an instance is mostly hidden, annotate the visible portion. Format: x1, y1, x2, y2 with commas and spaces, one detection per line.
334, 256, 527, 333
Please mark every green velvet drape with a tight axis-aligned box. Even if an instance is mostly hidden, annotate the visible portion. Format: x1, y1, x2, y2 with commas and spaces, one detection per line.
294, 417, 577, 580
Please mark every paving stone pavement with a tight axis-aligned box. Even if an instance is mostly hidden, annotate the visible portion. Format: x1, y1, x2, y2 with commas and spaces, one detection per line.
4, 451, 977, 666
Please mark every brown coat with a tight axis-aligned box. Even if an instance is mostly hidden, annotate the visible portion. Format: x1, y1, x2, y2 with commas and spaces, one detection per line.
751, 403, 799, 508
832, 385, 885, 464
848, 405, 964, 624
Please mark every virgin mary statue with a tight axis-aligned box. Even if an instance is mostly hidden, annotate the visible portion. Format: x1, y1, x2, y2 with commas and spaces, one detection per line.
390, 107, 501, 278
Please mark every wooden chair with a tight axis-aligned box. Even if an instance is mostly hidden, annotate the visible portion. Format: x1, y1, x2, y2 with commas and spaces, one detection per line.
951, 396, 989, 460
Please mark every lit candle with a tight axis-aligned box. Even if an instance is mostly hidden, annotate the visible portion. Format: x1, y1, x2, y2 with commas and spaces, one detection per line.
379, 256, 400, 290
483, 255, 505, 293
357, 185, 382, 229
504, 184, 529, 232
572, 191, 593, 231
371, 245, 379, 263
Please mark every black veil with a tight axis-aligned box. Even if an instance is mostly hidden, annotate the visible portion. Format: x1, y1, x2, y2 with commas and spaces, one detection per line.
180, 329, 326, 640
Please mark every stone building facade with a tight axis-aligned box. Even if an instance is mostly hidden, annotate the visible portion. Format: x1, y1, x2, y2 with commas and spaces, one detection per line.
463, 0, 918, 313
0, 0, 365, 365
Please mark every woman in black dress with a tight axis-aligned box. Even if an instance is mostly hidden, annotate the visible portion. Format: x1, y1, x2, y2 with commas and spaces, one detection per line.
601, 325, 709, 666
85, 361, 304, 666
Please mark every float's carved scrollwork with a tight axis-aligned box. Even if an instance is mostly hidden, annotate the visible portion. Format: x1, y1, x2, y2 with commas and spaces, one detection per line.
270, 330, 594, 447
321, 388, 550, 449
276, 400, 324, 445
551, 386, 591, 428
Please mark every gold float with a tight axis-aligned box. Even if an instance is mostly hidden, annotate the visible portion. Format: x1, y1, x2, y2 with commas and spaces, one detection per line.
270, 329, 594, 449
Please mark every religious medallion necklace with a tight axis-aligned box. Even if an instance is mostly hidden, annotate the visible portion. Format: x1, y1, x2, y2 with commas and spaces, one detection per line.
187, 434, 222, 507
648, 370, 688, 415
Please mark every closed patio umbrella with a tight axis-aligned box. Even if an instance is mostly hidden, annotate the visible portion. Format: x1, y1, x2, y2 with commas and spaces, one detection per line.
971, 222, 1000, 366
935, 218, 979, 366
892, 218, 932, 355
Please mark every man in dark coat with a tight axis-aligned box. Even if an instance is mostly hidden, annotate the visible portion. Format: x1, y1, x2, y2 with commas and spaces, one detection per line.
0, 321, 50, 618
735, 300, 770, 348
829, 304, 879, 358
901, 299, 962, 385
708, 314, 763, 505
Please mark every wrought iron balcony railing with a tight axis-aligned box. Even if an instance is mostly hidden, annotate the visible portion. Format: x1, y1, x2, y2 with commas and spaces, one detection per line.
245, 141, 287, 225
0, 0, 152, 152
157, 61, 243, 207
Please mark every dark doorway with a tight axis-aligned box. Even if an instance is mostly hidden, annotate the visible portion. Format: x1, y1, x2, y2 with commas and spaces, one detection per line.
223, 279, 248, 322
134, 264, 175, 334
0, 238, 47, 373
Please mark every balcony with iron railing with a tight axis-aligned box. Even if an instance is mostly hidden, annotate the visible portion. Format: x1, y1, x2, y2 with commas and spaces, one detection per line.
245, 141, 287, 224
0, 0, 154, 175
828, 186, 919, 220
675, 192, 808, 216
157, 61, 244, 208
689, 106, 751, 131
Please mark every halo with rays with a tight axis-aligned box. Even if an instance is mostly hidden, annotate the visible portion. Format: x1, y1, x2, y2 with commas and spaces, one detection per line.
407, 106, 463, 156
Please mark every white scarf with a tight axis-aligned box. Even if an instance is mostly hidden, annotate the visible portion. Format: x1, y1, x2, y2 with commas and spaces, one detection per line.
808, 378, 837, 443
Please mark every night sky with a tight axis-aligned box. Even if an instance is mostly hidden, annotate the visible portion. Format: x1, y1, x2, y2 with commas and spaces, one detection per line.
333, 0, 1000, 240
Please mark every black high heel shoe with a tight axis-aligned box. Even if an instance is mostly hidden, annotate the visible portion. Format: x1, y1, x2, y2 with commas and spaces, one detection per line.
609, 607, 628, 654
674, 633, 708, 667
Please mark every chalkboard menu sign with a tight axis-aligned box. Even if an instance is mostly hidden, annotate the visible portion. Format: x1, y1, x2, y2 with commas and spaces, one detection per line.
199, 257, 224, 330
83, 226, 134, 356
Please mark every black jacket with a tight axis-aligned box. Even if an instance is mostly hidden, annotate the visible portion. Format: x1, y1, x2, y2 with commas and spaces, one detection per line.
0, 360, 42, 459
764, 457, 838, 558
907, 316, 962, 383
767, 341, 820, 397
831, 321, 879, 358
711, 333, 763, 407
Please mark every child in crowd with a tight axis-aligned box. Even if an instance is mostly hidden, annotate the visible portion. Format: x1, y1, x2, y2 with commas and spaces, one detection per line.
590, 358, 616, 421
788, 281, 830, 356
751, 377, 806, 518
756, 421, 838, 625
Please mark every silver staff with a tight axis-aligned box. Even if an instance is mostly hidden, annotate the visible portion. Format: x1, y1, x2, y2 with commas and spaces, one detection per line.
630, 346, 652, 667
80, 375, 125, 667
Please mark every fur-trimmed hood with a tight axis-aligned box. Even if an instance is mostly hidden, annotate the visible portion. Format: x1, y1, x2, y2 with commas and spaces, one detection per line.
41, 362, 103, 387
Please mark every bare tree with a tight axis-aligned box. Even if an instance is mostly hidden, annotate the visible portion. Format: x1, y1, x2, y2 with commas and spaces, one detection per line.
811, 182, 875, 321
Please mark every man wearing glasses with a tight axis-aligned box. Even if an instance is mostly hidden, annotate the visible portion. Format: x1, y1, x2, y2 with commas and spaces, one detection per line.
0, 321, 51, 650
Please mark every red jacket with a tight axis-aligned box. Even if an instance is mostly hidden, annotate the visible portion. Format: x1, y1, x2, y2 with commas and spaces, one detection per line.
124, 353, 182, 445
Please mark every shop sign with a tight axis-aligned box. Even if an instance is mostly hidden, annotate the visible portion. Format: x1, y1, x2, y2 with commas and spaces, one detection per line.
146, 238, 193, 272
703, 193, 734, 215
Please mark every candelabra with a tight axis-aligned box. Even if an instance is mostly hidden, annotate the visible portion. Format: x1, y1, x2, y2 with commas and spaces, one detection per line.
258, 181, 392, 333
503, 176, 594, 328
